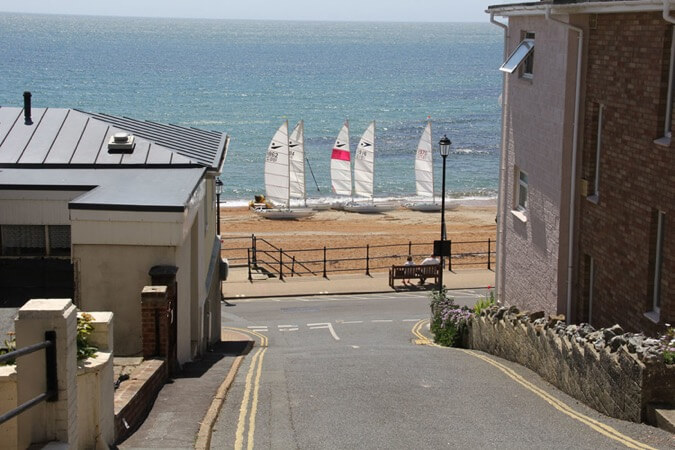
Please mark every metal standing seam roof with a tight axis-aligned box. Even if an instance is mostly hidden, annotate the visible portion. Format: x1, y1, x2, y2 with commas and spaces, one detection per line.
0, 106, 228, 171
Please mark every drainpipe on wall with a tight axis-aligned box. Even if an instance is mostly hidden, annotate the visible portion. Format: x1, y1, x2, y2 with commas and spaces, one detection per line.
545, 7, 583, 323
490, 12, 509, 303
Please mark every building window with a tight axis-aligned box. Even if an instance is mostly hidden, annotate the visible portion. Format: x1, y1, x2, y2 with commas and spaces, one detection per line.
516, 168, 528, 211
500, 32, 535, 79
48, 225, 71, 256
658, 27, 675, 144
648, 211, 666, 319
589, 104, 604, 200
586, 255, 595, 325
1, 225, 46, 256
0, 225, 71, 257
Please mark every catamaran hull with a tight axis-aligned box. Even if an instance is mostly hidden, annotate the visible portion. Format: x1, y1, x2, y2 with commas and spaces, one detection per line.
253, 208, 315, 220
405, 202, 442, 212
343, 202, 398, 214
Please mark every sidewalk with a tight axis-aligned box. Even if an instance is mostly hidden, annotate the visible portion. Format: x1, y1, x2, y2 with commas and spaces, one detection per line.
117, 330, 253, 449
223, 266, 495, 299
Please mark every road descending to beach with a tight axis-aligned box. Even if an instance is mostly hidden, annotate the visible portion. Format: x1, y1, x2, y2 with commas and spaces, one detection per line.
219, 201, 497, 272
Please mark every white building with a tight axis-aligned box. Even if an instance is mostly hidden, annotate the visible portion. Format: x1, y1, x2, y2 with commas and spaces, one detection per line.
0, 95, 229, 364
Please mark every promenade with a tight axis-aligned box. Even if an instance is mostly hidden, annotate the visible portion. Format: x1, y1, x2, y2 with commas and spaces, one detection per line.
223, 266, 495, 299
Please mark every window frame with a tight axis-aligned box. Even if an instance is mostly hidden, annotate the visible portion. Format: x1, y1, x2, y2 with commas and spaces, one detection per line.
500, 34, 535, 77
516, 168, 529, 212
652, 211, 665, 315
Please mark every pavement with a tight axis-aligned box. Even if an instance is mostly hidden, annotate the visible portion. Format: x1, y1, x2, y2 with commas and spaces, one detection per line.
117, 268, 494, 448
223, 266, 495, 299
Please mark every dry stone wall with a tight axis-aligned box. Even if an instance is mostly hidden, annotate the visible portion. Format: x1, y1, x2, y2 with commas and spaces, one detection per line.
468, 306, 674, 423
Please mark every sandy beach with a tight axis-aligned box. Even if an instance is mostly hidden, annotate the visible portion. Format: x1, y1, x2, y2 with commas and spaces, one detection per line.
219, 200, 497, 273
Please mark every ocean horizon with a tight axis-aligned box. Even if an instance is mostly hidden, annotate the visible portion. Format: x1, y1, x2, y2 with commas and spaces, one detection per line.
0, 12, 504, 205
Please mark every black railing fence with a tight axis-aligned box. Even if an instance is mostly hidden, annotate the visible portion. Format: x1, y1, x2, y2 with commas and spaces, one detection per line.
221, 234, 494, 282
0, 331, 57, 425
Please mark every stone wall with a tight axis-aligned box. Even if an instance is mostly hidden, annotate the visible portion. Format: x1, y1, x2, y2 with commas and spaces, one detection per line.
468, 306, 675, 423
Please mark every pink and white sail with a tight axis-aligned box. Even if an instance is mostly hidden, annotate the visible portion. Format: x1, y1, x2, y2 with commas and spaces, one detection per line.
330, 120, 352, 196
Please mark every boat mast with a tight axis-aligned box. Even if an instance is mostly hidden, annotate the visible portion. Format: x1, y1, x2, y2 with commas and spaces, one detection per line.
286, 119, 291, 211
301, 120, 307, 207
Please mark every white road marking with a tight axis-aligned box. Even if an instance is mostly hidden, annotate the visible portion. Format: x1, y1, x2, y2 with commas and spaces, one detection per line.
278, 325, 299, 332
307, 322, 340, 341
371, 320, 393, 323
279, 328, 299, 332
402, 319, 422, 322
341, 320, 363, 324
351, 345, 360, 349
247, 326, 268, 331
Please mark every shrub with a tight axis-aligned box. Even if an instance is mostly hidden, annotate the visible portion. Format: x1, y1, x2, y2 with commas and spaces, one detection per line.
77, 313, 98, 360
474, 285, 495, 315
0, 332, 16, 366
430, 288, 473, 347
660, 325, 674, 365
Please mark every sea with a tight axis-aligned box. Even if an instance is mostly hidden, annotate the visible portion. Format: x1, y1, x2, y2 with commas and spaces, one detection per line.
0, 13, 504, 207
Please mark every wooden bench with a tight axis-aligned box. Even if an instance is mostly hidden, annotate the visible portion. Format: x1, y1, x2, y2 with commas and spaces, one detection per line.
389, 264, 440, 288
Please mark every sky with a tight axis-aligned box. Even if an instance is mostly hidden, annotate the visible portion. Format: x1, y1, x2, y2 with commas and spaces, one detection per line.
0, 0, 523, 22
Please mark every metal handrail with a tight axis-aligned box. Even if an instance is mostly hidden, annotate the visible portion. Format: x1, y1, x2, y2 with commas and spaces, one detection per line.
0, 331, 57, 425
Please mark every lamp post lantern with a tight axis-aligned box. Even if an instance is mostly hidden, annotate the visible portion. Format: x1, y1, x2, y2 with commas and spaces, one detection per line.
438, 134, 451, 291
215, 177, 223, 236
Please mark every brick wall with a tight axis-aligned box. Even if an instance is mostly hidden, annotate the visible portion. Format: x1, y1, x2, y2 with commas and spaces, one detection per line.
577, 12, 674, 334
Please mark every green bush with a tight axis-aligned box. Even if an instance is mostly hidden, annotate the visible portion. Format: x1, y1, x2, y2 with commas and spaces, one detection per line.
430, 288, 473, 347
77, 313, 98, 360
474, 286, 495, 315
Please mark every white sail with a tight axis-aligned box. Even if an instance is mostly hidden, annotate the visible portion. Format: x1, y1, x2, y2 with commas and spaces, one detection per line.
330, 120, 352, 196
264, 121, 290, 207
289, 120, 305, 203
415, 121, 434, 198
353, 121, 375, 199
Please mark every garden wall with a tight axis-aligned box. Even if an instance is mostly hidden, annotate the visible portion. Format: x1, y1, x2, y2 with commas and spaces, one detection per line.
468, 307, 675, 423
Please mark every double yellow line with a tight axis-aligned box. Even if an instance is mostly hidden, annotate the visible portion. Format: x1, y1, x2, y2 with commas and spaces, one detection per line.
223, 327, 269, 450
411, 320, 655, 450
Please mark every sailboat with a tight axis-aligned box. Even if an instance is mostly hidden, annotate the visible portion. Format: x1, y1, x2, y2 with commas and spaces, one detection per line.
329, 120, 352, 210
405, 121, 458, 212
254, 120, 315, 220
343, 121, 398, 214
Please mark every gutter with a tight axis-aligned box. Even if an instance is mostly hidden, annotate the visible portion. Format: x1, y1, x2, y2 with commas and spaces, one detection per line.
489, 0, 666, 17
490, 12, 509, 303
545, 7, 583, 323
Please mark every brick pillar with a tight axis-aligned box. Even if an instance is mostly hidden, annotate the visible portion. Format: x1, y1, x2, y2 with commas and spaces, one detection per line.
141, 286, 170, 358
15, 298, 78, 448
148, 265, 178, 374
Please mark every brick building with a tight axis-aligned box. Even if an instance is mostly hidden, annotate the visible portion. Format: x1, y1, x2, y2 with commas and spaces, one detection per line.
489, 0, 673, 335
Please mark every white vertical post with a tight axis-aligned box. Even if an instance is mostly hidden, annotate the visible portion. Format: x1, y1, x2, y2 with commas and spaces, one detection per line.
15, 299, 78, 448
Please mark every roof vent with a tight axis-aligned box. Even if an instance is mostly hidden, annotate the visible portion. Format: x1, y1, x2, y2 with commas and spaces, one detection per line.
108, 132, 135, 154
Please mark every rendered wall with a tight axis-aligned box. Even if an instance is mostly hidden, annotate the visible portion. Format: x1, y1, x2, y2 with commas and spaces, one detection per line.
73, 245, 174, 356
500, 15, 579, 315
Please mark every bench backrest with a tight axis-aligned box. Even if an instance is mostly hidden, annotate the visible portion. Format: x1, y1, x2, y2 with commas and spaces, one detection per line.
391, 264, 439, 277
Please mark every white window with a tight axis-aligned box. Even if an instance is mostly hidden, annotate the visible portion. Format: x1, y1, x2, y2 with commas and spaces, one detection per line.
587, 256, 595, 325
590, 104, 604, 200
651, 211, 666, 315
663, 28, 675, 141
516, 169, 528, 211
500, 32, 535, 78
0, 225, 71, 257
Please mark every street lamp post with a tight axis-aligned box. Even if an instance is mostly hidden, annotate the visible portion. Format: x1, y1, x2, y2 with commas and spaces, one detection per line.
438, 135, 451, 291
216, 177, 223, 236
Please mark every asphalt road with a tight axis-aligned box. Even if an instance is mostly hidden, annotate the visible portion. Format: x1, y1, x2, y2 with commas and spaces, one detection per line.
212, 291, 673, 449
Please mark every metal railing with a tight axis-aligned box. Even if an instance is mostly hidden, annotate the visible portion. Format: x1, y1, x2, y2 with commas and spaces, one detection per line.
240, 235, 495, 281
0, 331, 57, 425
